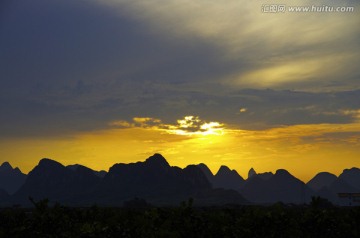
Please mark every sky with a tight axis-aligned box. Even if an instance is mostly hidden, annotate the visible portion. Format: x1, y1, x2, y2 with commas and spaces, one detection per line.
0, 0, 359, 182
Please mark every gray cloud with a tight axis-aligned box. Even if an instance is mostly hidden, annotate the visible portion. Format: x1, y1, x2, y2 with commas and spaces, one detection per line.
1, 0, 359, 138
97, 0, 360, 91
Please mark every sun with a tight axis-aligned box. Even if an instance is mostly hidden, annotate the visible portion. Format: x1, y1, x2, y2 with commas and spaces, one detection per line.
164, 116, 225, 136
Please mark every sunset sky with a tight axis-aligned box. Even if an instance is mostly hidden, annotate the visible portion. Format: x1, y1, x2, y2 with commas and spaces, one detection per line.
1, 0, 359, 182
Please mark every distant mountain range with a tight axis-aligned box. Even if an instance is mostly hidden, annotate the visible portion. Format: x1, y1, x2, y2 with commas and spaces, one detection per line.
306, 168, 360, 204
0, 154, 359, 207
0, 162, 26, 195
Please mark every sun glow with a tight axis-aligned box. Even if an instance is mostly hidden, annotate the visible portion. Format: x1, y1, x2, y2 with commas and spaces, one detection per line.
1, 115, 359, 182
167, 116, 225, 136
110, 116, 226, 137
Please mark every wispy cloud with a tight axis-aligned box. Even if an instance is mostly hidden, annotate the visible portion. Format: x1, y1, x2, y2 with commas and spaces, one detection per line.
96, 0, 360, 91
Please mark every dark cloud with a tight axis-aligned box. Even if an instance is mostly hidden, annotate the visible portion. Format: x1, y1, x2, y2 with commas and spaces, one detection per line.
0, 0, 359, 138
0, 0, 236, 97
2, 85, 359, 137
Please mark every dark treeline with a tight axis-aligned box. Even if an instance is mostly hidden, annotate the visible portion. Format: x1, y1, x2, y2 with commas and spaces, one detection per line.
0, 198, 359, 238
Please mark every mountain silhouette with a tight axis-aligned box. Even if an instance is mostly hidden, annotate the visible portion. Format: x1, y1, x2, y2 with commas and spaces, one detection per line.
97, 154, 217, 205
319, 178, 358, 204
197, 163, 214, 185
67, 164, 107, 178
339, 168, 360, 190
256, 172, 273, 180
316, 186, 340, 204
307, 172, 337, 191
306, 170, 360, 204
0, 162, 12, 171
1, 155, 359, 206
246, 168, 274, 181
8, 154, 248, 206
328, 178, 358, 194
248, 168, 256, 179
213, 165, 244, 190
13, 158, 101, 205
0, 162, 27, 195
241, 169, 314, 204
196, 164, 245, 191
0, 188, 9, 202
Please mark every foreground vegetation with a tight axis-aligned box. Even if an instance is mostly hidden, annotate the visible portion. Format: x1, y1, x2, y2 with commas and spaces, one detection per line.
0, 198, 359, 238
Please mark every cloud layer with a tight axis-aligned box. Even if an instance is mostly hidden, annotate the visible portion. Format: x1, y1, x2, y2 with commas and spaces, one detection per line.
1, 0, 359, 138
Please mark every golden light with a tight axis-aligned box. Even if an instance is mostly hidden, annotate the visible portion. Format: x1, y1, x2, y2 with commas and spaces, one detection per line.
164, 116, 225, 136
177, 116, 201, 129
1, 115, 359, 182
